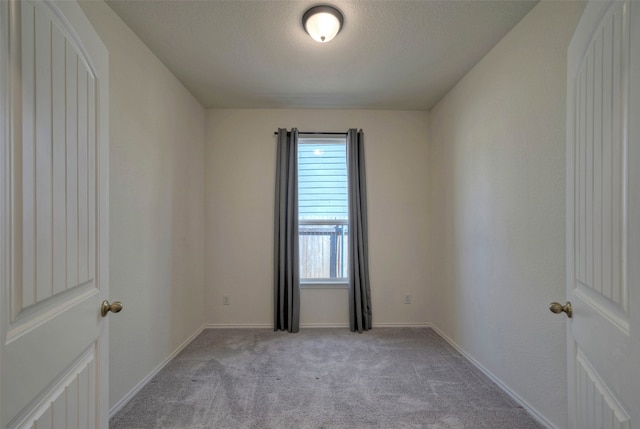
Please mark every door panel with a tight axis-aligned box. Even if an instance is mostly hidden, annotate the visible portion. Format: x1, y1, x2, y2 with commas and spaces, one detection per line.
575, 349, 629, 429
13, 0, 97, 321
572, 0, 628, 329
0, 0, 109, 427
11, 346, 97, 429
566, 1, 639, 427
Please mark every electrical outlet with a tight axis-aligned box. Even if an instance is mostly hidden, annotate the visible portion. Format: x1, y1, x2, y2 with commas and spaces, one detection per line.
223, 295, 230, 306
404, 295, 411, 304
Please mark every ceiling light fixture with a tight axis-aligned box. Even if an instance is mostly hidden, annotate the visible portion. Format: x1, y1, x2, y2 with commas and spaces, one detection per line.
302, 5, 343, 43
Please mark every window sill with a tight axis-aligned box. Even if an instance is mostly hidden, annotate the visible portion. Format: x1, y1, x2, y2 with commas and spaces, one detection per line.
300, 280, 348, 289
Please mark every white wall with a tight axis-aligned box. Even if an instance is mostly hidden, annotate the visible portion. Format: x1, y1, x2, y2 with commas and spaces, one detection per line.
428, 2, 585, 428
205, 109, 430, 327
78, 1, 206, 410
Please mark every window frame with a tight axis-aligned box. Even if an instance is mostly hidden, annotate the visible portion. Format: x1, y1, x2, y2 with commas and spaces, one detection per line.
297, 135, 349, 288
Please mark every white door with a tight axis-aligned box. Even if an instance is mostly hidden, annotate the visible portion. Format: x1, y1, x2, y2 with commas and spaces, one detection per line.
564, 0, 640, 427
0, 1, 112, 428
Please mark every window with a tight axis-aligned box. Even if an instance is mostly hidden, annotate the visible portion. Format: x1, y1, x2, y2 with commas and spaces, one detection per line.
298, 135, 348, 285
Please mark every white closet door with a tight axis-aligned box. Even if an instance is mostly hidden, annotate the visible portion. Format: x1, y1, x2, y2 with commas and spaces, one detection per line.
0, 1, 111, 427
564, 1, 640, 427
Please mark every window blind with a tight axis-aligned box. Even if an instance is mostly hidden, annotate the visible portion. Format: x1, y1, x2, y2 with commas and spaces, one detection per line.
298, 138, 347, 220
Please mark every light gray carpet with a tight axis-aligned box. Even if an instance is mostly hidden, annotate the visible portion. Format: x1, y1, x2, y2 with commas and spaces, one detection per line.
110, 328, 544, 429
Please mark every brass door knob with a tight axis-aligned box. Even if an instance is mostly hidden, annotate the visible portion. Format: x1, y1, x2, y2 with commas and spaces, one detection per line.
101, 300, 123, 317
549, 301, 572, 318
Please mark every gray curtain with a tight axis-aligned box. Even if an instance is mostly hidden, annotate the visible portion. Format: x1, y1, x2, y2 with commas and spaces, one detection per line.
274, 128, 300, 332
347, 129, 372, 332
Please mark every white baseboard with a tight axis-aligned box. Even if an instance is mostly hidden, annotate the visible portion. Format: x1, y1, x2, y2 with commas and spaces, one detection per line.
373, 322, 433, 328
108, 325, 205, 419
301, 323, 349, 328
429, 324, 557, 429
204, 323, 433, 329
204, 323, 350, 329
204, 323, 272, 329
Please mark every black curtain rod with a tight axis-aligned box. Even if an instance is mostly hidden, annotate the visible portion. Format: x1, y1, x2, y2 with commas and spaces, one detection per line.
273, 131, 348, 136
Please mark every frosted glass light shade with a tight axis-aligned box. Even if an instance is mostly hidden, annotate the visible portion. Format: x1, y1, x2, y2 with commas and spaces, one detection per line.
303, 6, 343, 43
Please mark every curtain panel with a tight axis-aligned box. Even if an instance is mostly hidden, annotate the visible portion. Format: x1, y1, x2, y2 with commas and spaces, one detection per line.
274, 128, 300, 332
347, 129, 372, 332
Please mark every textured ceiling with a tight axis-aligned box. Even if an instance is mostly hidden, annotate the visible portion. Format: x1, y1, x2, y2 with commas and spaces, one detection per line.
105, 0, 538, 110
